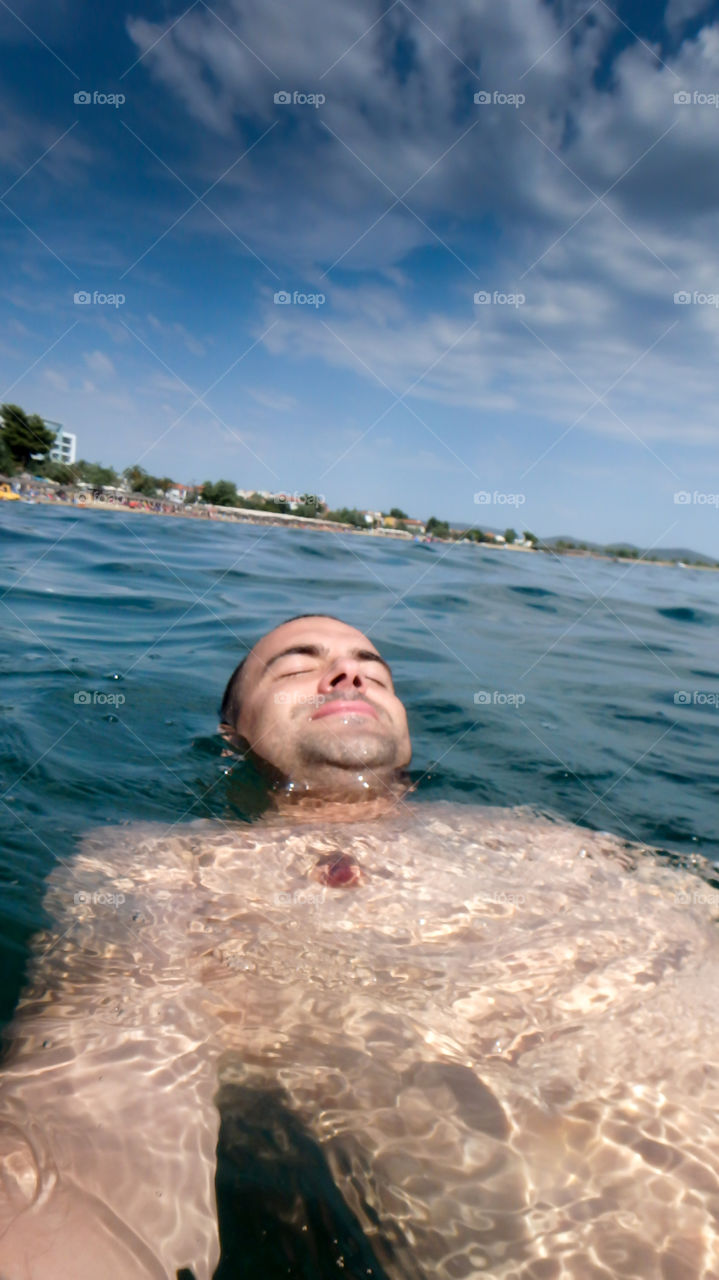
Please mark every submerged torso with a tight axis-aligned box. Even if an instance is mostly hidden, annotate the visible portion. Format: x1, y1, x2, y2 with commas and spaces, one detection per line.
2, 802, 719, 1279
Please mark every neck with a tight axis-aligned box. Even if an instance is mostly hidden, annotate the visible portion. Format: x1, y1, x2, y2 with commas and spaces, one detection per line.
261, 768, 415, 826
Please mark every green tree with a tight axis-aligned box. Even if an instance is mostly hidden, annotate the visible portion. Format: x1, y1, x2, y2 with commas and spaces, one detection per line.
123, 465, 150, 493
157, 477, 175, 495
0, 431, 16, 475
200, 479, 239, 507
295, 493, 322, 517
389, 507, 409, 519
425, 516, 450, 538
326, 507, 367, 527
235, 492, 280, 511
504, 528, 517, 544
523, 530, 537, 545
122, 465, 161, 496
39, 460, 78, 485
1, 404, 56, 469
261, 497, 291, 514
76, 460, 120, 488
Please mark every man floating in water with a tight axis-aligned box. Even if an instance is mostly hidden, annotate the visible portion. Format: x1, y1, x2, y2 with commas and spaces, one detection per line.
218, 611, 414, 818
1, 614, 719, 1279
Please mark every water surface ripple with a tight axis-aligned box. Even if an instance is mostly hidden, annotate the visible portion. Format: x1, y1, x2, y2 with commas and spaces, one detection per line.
1, 504, 717, 1014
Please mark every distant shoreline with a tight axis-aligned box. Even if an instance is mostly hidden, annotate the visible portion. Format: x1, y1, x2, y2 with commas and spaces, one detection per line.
5, 495, 715, 569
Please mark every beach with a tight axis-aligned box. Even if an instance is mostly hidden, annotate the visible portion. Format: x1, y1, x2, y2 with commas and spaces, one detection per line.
3, 491, 708, 567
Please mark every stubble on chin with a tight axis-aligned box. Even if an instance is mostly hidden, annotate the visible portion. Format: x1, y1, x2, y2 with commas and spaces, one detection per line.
296, 723, 399, 770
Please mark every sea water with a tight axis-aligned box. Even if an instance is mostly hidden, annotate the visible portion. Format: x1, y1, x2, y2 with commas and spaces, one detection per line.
1, 504, 718, 1277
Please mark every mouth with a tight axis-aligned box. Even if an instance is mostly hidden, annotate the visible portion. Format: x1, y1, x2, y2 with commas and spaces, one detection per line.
310, 699, 379, 721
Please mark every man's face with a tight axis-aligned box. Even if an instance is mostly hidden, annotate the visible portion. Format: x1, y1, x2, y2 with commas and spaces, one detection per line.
232, 616, 411, 782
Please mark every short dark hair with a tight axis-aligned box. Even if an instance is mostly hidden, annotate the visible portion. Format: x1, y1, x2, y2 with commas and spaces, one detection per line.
220, 656, 247, 726
219, 613, 347, 727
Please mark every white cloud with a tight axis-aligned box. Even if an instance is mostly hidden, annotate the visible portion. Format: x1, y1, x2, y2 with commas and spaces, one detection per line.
665, 0, 713, 35
6, 0, 719, 546
7, 318, 32, 337
122, 0, 719, 277
83, 350, 115, 377
146, 371, 195, 396
0, 102, 92, 190
247, 387, 298, 411
147, 313, 206, 356
42, 368, 70, 392
254, 243, 719, 453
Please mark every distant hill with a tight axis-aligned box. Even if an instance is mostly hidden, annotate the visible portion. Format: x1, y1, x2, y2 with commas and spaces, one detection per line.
448, 523, 717, 565
450, 521, 526, 537
542, 536, 717, 566
543, 534, 604, 550
654, 547, 719, 564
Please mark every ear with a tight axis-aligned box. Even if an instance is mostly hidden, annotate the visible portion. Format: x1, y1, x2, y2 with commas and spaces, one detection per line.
218, 722, 247, 754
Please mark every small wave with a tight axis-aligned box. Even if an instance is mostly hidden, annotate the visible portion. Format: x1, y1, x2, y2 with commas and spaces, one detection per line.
508, 586, 558, 599
657, 606, 714, 624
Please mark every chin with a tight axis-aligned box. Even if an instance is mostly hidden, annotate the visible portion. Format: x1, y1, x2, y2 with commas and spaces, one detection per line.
303, 738, 400, 770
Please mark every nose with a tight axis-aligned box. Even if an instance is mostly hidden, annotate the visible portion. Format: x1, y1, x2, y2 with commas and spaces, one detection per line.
316, 658, 369, 696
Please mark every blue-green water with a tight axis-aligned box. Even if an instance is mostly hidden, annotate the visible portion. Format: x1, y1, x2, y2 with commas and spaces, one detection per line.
1, 503, 718, 1017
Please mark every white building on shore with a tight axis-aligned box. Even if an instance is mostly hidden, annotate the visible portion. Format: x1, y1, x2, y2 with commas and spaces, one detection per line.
43, 420, 77, 465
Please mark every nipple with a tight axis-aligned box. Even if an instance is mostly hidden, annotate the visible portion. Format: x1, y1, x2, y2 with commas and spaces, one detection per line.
314, 852, 362, 888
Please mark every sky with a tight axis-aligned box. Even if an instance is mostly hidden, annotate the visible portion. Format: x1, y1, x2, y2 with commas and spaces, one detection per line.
2, 0, 719, 552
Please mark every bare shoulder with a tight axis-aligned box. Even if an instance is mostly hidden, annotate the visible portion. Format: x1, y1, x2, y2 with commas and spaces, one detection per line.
16, 819, 255, 1011
41, 816, 259, 905
412, 798, 697, 878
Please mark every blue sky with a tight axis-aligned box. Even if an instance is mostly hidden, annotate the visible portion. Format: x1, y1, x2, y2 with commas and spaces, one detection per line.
2, 0, 719, 551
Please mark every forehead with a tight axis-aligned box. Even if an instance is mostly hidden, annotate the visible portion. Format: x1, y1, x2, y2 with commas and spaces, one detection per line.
249, 617, 379, 673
